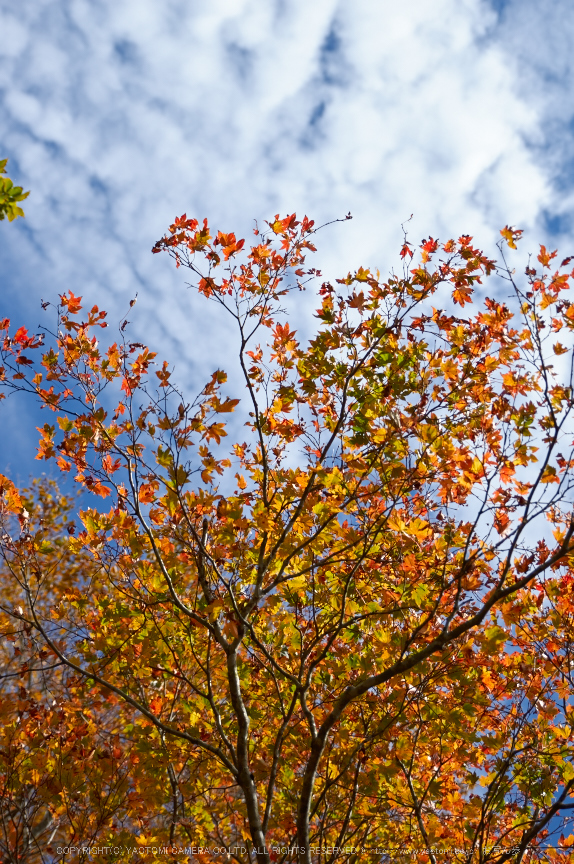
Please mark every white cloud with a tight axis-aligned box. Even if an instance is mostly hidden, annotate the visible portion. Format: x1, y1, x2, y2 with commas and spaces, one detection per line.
490, 0, 574, 236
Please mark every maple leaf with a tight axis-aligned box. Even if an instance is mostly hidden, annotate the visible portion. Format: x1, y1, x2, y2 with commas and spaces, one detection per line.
348, 291, 367, 313
553, 342, 569, 355
452, 285, 473, 306
538, 245, 558, 269
500, 225, 523, 249
212, 397, 240, 413
60, 291, 83, 315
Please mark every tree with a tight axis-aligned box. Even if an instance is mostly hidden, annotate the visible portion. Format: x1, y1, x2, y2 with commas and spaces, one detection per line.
1, 213, 574, 864
0, 159, 29, 222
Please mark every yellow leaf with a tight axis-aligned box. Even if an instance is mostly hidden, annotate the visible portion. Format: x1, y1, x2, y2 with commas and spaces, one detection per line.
500, 225, 523, 249
541, 466, 559, 484
289, 575, 307, 590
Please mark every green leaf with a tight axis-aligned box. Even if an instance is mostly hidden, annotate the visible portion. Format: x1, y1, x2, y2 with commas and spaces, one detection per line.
0, 158, 29, 222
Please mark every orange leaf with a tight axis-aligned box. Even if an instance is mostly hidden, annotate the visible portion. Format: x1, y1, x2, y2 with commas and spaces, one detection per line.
538, 245, 557, 269
61, 291, 83, 314
139, 482, 159, 504
213, 397, 240, 413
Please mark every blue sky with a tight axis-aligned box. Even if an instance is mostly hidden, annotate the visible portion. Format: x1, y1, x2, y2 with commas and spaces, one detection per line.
1, 0, 573, 479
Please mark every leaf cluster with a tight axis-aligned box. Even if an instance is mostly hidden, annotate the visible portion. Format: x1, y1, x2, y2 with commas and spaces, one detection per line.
0, 159, 29, 222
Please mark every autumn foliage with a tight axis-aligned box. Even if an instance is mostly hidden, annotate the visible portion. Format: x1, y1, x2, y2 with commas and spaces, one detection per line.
1, 213, 574, 864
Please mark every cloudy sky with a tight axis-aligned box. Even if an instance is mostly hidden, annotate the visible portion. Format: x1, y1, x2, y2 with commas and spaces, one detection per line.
1, 0, 573, 478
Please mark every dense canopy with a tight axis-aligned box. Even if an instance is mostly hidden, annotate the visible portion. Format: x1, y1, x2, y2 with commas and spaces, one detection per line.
1, 213, 574, 864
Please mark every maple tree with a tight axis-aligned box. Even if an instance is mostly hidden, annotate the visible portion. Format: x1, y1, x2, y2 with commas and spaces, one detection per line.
1, 212, 574, 864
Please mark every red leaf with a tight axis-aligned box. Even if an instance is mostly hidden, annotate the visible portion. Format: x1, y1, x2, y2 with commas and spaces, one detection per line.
13, 326, 29, 345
